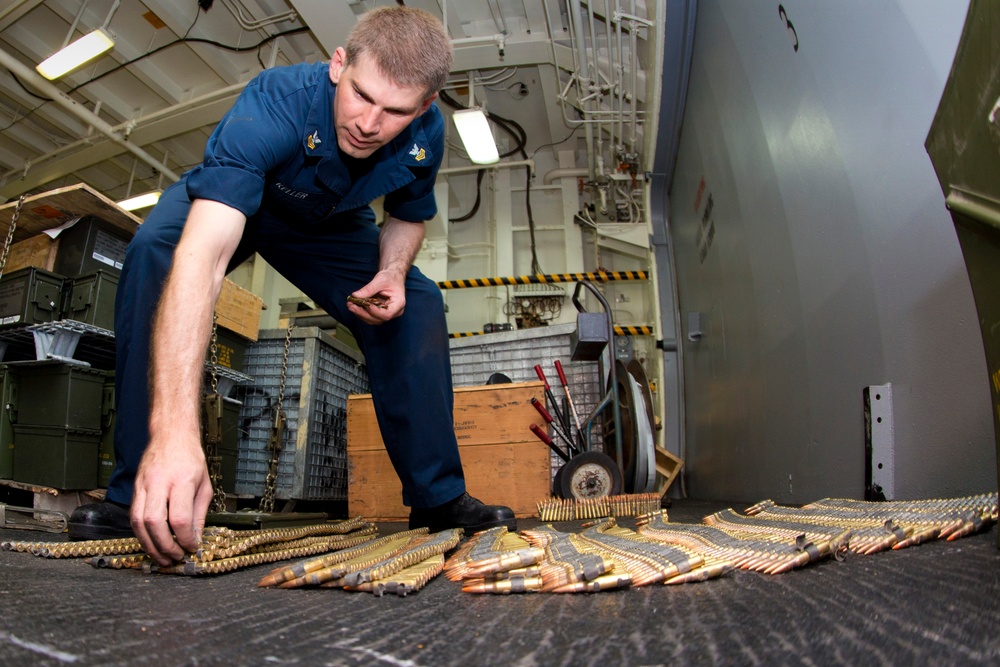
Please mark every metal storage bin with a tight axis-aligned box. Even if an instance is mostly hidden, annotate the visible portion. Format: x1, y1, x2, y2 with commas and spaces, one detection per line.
234, 327, 368, 501
16, 361, 106, 430
12, 424, 100, 489
449, 324, 607, 472
51, 215, 132, 278
62, 270, 118, 331
449, 322, 603, 416
0, 267, 64, 328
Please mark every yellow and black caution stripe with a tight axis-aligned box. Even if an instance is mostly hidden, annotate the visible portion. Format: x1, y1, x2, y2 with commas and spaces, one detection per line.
449, 324, 653, 339
615, 325, 653, 336
437, 270, 648, 290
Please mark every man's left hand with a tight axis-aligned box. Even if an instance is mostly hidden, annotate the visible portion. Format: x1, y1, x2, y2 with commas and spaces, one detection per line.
347, 270, 406, 324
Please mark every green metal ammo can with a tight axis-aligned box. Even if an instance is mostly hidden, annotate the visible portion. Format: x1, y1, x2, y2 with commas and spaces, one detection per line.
0, 267, 64, 328
62, 270, 118, 331
0, 364, 18, 479
97, 373, 115, 488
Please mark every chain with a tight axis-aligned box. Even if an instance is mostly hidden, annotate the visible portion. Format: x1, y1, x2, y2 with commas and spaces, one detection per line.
0, 195, 26, 281
209, 315, 219, 394
259, 325, 293, 513
203, 317, 226, 512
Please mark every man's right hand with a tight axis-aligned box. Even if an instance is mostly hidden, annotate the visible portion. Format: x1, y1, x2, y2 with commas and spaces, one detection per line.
130, 436, 214, 566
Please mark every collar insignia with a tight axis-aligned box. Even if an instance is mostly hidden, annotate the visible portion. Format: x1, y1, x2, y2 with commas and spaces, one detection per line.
307, 130, 322, 150
409, 143, 426, 162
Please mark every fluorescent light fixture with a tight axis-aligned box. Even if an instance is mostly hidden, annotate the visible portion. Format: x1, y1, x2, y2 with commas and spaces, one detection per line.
118, 191, 161, 211
36, 28, 115, 80
452, 108, 499, 165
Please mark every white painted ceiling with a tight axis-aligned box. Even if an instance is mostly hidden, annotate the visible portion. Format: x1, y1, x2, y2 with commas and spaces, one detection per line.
0, 0, 656, 211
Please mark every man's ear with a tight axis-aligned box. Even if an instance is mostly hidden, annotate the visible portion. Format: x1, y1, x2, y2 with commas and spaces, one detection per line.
418, 92, 439, 115
329, 47, 348, 84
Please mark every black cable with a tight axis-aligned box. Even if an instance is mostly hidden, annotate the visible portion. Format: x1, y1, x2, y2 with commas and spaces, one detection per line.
449, 168, 485, 222
66, 27, 311, 96
438, 88, 539, 272
1, 24, 311, 136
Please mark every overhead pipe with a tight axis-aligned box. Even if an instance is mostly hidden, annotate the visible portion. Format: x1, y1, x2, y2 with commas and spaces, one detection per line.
438, 159, 534, 176
604, 0, 619, 158
0, 46, 179, 185
568, 0, 597, 181
543, 167, 588, 185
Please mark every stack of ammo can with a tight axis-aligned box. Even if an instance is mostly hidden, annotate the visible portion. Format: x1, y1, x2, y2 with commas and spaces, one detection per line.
0, 210, 260, 496
0, 214, 130, 489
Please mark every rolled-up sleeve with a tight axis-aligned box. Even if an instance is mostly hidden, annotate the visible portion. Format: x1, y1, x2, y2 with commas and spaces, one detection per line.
187, 74, 304, 218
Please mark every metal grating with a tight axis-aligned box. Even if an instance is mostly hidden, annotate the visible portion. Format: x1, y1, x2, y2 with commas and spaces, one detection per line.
449, 323, 606, 471
234, 327, 368, 501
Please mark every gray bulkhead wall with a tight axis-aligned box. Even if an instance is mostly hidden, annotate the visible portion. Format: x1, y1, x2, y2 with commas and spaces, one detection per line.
654, 0, 995, 503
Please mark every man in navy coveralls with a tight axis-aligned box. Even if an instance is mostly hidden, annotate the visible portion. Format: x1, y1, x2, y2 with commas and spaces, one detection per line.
69, 6, 516, 565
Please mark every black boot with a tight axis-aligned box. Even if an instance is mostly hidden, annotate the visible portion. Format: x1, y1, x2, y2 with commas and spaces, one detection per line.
67, 500, 134, 541
408, 492, 517, 534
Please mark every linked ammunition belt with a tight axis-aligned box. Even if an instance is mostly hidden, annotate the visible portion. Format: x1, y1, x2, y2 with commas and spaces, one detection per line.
1, 517, 376, 572
3, 492, 995, 597
445, 527, 546, 593
257, 527, 462, 596
536, 493, 662, 522
636, 511, 845, 574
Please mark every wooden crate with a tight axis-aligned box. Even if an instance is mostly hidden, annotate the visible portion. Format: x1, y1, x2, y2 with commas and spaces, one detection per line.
0, 183, 140, 242
655, 446, 684, 496
214, 279, 263, 341
3, 234, 59, 273
346, 381, 549, 520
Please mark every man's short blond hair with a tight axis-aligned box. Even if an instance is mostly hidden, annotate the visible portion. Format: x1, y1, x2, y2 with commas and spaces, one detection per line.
345, 6, 453, 97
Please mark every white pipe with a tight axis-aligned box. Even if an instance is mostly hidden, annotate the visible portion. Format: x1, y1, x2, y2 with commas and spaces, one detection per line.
543, 167, 587, 185
568, 0, 597, 181
604, 0, 618, 158
0, 47, 179, 183
219, 0, 296, 31
585, 0, 608, 179
629, 0, 639, 147
438, 159, 534, 176
615, 4, 625, 153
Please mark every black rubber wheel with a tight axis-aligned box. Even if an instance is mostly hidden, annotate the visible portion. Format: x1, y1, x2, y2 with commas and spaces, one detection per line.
551, 463, 567, 496
557, 451, 624, 500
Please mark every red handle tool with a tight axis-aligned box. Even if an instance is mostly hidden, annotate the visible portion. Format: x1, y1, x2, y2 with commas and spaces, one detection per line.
534, 364, 571, 436
554, 360, 583, 433
529, 423, 570, 462
530, 397, 577, 456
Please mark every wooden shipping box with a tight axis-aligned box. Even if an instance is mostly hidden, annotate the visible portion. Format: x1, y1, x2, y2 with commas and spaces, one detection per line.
347, 381, 549, 520
4, 234, 59, 273
215, 279, 264, 342
0, 183, 141, 242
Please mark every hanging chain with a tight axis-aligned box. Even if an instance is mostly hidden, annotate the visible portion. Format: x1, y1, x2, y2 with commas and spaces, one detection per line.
203, 316, 227, 512
260, 325, 293, 513
0, 195, 26, 281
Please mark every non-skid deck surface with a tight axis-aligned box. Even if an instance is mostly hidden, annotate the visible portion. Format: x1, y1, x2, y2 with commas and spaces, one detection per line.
1, 499, 998, 666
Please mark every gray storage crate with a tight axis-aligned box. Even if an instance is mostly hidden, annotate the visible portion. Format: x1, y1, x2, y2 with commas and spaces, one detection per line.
449, 323, 605, 469
234, 327, 368, 501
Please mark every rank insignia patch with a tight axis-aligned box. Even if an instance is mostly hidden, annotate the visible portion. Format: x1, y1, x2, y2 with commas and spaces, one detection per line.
307, 130, 322, 150
409, 143, 426, 162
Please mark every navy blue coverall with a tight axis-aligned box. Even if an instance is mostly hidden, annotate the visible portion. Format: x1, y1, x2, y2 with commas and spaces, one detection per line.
106, 62, 466, 510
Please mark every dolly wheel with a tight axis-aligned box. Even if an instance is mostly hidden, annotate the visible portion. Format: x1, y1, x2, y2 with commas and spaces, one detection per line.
558, 451, 624, 500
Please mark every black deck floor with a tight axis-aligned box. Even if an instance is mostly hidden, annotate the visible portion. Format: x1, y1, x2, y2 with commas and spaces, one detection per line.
1, 498, 998, 667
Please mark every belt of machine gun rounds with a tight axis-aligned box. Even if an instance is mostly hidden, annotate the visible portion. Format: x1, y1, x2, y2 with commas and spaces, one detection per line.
2, 517, 377, 571
257, 527, 462, 596
536, 493, 663, 522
